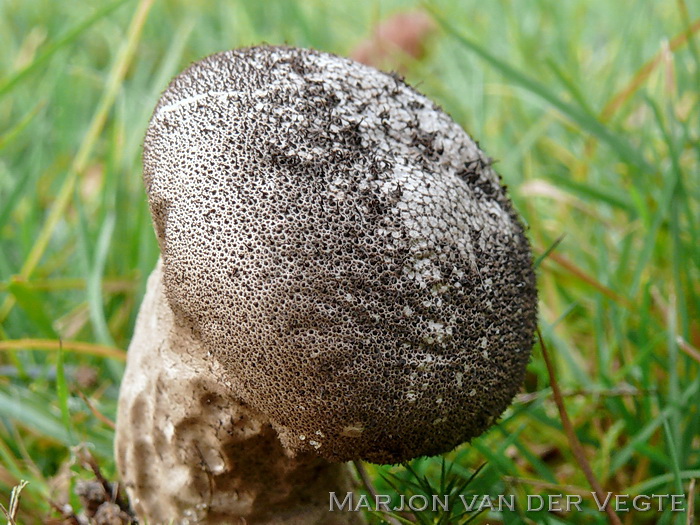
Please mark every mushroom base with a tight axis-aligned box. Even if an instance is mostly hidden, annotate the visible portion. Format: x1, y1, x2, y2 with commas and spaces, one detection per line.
115, 262, 364, 524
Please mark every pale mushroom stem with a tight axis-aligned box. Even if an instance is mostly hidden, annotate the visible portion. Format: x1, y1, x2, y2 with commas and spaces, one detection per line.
115, 261, 365, 524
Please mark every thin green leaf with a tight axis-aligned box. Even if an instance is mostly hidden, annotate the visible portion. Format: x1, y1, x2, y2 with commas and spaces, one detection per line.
0, 0, 131, 98
55, 342, 74, 444
548, 173, 635, 212
0, 390, 71, 446
429, 6, 654, 173
534, 234, 565, 269
611, 380, 699, 471
87, 213, 116, 346
6, 280, 57, 338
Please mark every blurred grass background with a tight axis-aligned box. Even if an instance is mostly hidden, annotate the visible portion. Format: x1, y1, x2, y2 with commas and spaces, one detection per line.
0, 0, 699, 523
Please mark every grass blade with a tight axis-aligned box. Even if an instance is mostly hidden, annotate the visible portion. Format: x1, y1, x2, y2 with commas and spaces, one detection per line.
55, 341, 74, 444
429, 6, 654, 173
0, 0, 131, 98
0, 0, 155, 326
6, 280, 57, 338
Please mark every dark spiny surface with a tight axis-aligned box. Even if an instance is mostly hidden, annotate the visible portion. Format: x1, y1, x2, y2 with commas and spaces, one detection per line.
143, 45, 537, 463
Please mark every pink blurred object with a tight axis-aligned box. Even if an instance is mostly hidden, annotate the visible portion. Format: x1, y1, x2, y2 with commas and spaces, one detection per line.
351, 10, 436, 71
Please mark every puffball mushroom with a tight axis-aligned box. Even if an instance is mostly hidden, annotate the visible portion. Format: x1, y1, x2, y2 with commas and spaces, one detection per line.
115, 45, 537, 523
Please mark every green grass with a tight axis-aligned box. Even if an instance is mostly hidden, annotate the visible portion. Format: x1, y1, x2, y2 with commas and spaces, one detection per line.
1, 0, 699, 523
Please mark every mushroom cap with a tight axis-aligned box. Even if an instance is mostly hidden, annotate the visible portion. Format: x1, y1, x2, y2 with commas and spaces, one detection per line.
143, 45, 537, 464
